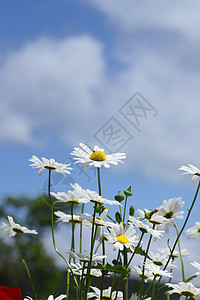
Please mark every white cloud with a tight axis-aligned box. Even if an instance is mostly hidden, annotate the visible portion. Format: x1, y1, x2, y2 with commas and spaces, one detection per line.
87, 0, 200, 40
0, 35, 106, 145
2, 2, 200, 186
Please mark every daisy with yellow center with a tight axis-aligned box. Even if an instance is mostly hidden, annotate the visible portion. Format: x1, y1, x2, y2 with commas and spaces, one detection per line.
132, 266, 154, 282
29, 155, 72, 176
166, 282, 200, 298
0, 216, 38, 237
104, 222, 140, 252
87, 286, 123, 300
51, 183, 90, 205
71, 143, 126, 171
145, 262, 172, 278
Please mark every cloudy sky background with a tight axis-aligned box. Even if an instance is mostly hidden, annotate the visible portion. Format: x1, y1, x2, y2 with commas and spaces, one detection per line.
1, 0, 200, 283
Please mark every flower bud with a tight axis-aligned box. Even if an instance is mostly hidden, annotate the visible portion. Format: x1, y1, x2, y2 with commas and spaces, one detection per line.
114, 191, 125, 202
124, 186, 132, 197
115, 212, 122, 224
129, 206, 135, 216
145, 209, 158, 220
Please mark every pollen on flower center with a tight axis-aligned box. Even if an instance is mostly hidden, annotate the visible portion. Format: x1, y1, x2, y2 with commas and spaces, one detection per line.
117, 235, 129, 244
90, 151, 106, 161
180, 291, 195, 297
96, 217, 103, 221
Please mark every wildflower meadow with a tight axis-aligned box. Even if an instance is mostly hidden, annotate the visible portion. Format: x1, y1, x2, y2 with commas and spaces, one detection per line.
1, 143, 200, 300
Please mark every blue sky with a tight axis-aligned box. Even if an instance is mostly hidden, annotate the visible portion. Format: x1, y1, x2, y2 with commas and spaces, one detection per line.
1, 0, 200, 280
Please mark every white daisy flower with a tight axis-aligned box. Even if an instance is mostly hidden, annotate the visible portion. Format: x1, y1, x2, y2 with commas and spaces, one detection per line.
80, 188, 121, 206
51, 183, 89, 204
185, 222, 200, 239
71, 143, 126, 171
191, 260, 200, 276
179, 164, 200, 182
129, 293, 151, 300
149, 252, 175, 268
145, 262, 172, 278
137, 209, 168, 229
0, 216, 38, 237
54, 211, 89, 227
87, 286, 123, 300
128, 216, 164, 239
78, 209, 109, 242
24, 296, 66, 300
157, 197, 184, 232
67, 249, 106, 263
51, 191, 89, 204
70, 263, 102, 277
104, 222, 140, 252
166, 282, 200, 298
132, 266, 154, 282
29, 155, 72, 176
47, 295, 66, 300
158, 247, 190, 259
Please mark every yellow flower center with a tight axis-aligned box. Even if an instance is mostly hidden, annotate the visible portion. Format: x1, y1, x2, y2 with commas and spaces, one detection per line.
96, 217, 103, 221
180, 291, 195, 297
116, 235, 129, 244
90, 151, 106, 161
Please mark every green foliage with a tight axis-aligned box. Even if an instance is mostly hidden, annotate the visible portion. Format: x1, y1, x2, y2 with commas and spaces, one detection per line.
0, 195, 69, 298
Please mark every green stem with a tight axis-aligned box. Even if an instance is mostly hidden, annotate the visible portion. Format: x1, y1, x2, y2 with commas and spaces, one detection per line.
80, 204, 84, 253
16, 233, 37, 300
97, 167, 101, 196
79, 261, 86, 300
100, 238, 106, 300
84, 203, 97, 299
166, 262, 173, 300
127, 232, 144, 267
48, 169, 79, 295
152, 179, 200, 299
174, 222, 185, 281
142, 277, 156, 300
123, 250, 128, 300
139, 227, 154, 299
107, 213, 116, 223
123, 195, 128, 222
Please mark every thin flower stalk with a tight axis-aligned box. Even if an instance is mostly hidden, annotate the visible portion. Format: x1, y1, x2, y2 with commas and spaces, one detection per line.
97, 167, 106, 300
123, 195, 128, 222
174, 222, 185, 282
152, 179, 200, 299
47, 169, 79, 298
16, 233, 37, 300
80, 204, 84, 253
84, 203, 98, 300
123, 250, 128, 300
139, 226, 155, 299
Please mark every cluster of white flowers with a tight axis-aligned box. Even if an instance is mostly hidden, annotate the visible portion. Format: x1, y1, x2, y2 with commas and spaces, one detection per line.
1, 144, 200, 299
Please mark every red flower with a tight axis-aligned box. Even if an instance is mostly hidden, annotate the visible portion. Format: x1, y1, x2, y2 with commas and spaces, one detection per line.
0, 286, 21, 300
